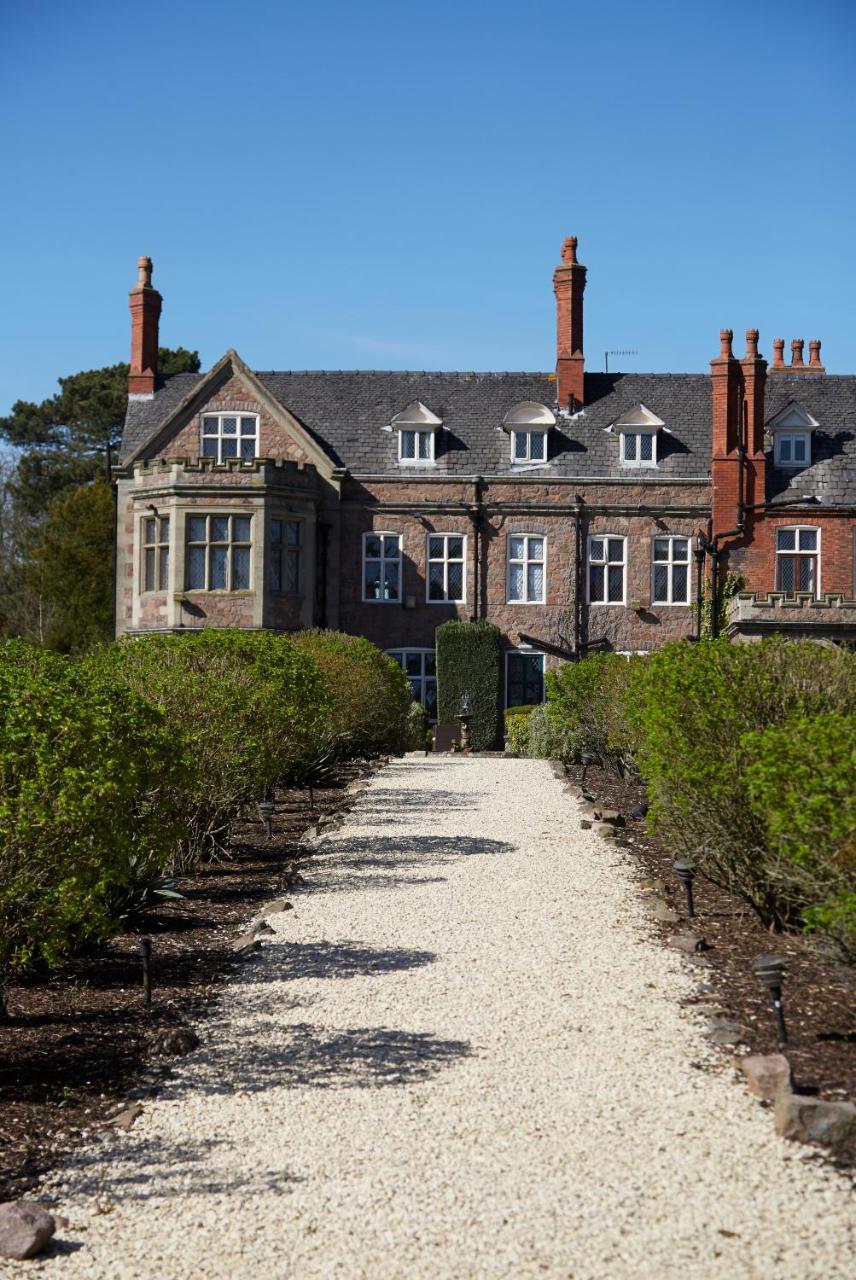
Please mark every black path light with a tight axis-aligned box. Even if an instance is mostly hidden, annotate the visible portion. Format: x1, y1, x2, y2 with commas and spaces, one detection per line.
673, 859, 697, 918
753, 954, 788, 1044
139, 937, 152, 1008
580, 752, 593, 788
257, 798, 275, 841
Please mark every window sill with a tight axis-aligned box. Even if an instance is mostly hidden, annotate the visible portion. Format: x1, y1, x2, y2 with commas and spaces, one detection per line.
588, 601, 628, 608
427, 599, 466, 606
506, 600, 546, 606
181, 589, 255, 597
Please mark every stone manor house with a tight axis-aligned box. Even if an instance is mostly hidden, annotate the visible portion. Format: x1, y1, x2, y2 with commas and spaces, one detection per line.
116, 239, 856, 716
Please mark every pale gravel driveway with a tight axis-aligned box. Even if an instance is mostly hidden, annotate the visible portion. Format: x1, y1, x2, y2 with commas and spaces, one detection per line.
16, 757, 854, 1279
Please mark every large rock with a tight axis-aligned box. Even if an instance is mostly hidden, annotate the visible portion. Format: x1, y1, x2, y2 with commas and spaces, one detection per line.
152, 1027, 200, 1056
737, 1053, 792, 1101
0, 1201, 55, 1260
669, 932, 708, 955
774, 1094, 856, 1158
646, 898, 680, 924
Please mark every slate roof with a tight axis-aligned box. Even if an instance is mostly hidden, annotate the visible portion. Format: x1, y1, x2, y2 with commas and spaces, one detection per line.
764, 376, 856, 508
121, 368, 712, 480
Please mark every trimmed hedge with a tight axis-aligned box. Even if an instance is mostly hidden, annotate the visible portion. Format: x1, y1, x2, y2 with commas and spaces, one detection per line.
95, 631, 330, 868
0, 640, 183, 974
291, 629, 410, 759
436, 620, 502, 750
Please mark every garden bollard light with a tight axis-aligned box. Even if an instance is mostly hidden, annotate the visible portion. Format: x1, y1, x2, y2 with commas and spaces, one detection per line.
256, 798, 275, 841
140, 937, 152, 1008
580, 753, 593, 788
673, 859, 696, 918
753, 954, 788, 1044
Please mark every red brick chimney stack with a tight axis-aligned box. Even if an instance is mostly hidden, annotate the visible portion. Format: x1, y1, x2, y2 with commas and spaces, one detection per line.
740, 328, 767, 519
553, 235, 586, 410
769, 335, 825, 376
711, 328, 743, 535
128, 256, 162, 396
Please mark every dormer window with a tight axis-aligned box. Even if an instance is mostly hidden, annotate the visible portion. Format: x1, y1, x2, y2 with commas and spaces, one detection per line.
767, 401, 817, 470
775, 432, 810, 467
390, 401, 442, 466
613, 404, 664, 469
503, 402, 556, 466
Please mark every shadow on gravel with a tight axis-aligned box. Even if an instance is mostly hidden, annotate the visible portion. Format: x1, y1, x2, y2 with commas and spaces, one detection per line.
240, 940, 436, 983
164, 1023, 473, 1095
56, 1134, 303, 1202
317, 835, 514, 872
299, 873, 449, 896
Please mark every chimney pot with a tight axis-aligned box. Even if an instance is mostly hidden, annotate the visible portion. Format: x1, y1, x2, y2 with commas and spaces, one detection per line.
745, 328, 759, 359
771, 338, 785, 369
136, 255, 153, 288
809, 339, 823, 368
719, 329, 734, 358
791, 338, 805, 367
561, 235, 578, 264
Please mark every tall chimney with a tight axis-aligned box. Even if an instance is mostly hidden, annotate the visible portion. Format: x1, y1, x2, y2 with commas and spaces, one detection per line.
740, 328, 767, 520
553, 235, 586, 409
128, 256, 162, 396
710, 328, 744, 536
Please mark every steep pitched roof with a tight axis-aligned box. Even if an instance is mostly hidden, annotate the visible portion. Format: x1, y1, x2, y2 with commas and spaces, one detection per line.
764, 376, 856, 508
121, 366, 712, 480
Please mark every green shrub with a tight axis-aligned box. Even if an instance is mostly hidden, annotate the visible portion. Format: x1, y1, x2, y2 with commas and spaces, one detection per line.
526, 703, 564, 759
623, 638, 856, 929
404, 700, 429, 751
547, 653, 638, 770
0, 640, 183, 975
743, 713, 856, 956
96, 630, 329, 867
436, 620, 501, 750
291, 629, 410, 759
504, 704, 536, 754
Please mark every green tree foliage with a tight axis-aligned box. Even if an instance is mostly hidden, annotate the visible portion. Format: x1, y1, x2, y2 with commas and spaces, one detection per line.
547, 652, 637, 771
0, 640, 184, 978
95, 631, 330, 869
0, 349, 200, 512
30, 478, 115, 652
435, 620, 501, 750
291, 630, 411, 759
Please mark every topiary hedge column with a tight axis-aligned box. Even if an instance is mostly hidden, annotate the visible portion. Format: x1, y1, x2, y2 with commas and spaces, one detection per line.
435, 620, 502, 750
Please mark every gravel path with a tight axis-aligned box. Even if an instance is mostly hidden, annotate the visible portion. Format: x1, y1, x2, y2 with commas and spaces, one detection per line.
18, 757, 854, 1279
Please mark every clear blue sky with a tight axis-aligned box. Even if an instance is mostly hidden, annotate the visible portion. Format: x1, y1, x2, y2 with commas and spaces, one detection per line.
1, 0, 854, 413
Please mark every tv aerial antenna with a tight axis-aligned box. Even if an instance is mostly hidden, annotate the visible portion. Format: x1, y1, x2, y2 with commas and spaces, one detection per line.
604, 349, 638, 373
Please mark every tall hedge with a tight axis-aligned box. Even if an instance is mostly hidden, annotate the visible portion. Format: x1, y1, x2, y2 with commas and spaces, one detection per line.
436, 620, 501, 750
0, 640, 183, 975
291, 629, 410, 758
94, 630, 329, 868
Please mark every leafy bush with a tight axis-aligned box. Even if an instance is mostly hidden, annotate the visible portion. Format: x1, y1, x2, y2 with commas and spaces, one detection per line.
547, 653, 638, 771
504, 704, 536, 754
96, 630, 329, 868
291, 630, 410, 759
436, 620, 501, 750
404, 700, 429, 751
0, 640, 183, 975
743, 713, 856, 956
624, 638, 856, 931
526, 703, 565, 759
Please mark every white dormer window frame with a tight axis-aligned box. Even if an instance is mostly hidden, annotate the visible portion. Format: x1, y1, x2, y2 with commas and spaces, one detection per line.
201, 413, 259, 464
612, 404, 664, 469
390, 401, 442, 468
503, 402, 556, 467
767, 402, 818, 470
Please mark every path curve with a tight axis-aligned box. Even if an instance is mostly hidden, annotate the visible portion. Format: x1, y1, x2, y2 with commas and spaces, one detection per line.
20, 758, 855, 1279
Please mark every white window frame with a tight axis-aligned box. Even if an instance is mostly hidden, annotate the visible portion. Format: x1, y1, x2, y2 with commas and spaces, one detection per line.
362, 532, 403, 603
511, 429, 548, 464
185, 513, 253, 592
426, 533, 467, 604
620, 431, 657, 467
505, 649, 546, 708
775, 526, 821, 597
588, 535, 627, 606
387, 648, 437, 717
142, 514, 170, 593
651, 535, 690, 606
774, 431, 811, 468
270, 518, 301, 595
398, 429, 436, 465
200, 412, 259, 463
506, 534, 546, 604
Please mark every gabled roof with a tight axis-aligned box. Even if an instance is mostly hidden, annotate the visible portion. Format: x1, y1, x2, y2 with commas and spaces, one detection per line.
121, 366, 713, 480
764, 376, 856, 507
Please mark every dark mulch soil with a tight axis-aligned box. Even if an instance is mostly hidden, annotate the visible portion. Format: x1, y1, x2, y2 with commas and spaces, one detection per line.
565, 761, 855, 1103
0, 763, 372, 1203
